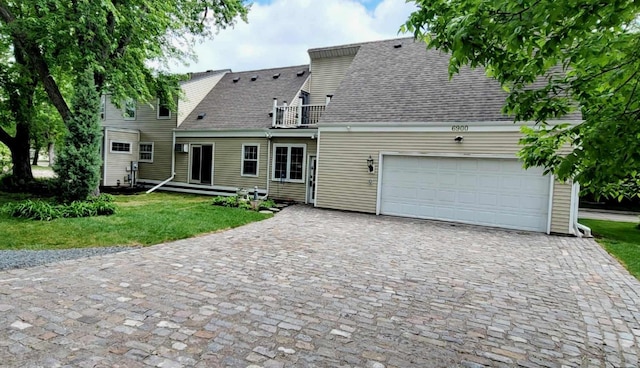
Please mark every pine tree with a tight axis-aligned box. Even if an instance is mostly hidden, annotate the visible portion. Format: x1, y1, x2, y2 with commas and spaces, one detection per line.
54, 71, 102, 202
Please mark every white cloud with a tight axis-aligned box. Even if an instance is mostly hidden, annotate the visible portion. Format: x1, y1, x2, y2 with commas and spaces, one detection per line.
167, 0, 417, 73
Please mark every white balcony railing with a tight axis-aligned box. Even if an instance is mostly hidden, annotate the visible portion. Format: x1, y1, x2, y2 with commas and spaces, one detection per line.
272, 103, 326, 128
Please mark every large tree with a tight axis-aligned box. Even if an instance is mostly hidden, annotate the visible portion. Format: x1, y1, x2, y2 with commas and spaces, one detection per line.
403, 0, 640, 199
0, 0, 249, 182
0, 35, 39, 181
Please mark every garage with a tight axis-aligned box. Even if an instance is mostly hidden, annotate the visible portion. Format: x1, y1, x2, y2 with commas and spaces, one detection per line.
378, 155, 551, 232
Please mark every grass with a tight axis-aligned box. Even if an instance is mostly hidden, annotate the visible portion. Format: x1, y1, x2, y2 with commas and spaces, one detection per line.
0, 191, 271, 250
580, 218, 640, 279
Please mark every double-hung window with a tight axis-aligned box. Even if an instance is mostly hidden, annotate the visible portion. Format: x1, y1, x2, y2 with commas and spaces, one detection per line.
157, 98, 171, 119
139, 143, 154, 162
241, 144, 259, 177
272, 144, 305, 182
123, 98, 136, 120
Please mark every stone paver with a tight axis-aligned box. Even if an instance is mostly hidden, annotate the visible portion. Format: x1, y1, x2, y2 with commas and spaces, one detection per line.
1, 206, 639, 367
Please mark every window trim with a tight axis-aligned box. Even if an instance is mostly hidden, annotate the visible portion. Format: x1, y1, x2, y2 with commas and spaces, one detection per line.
123, 98, 136, 121
241, 143, 260, 177
271, 143, 306, 183
139, 142, 154, 163
110, 140, 132, 154
157, 98, 171, 120
188, 143, 215, 185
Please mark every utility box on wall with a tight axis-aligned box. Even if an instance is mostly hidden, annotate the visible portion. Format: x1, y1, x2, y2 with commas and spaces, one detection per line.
174, 143, 189, 153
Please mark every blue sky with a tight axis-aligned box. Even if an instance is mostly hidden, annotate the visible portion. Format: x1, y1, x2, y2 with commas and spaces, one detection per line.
167, 0, 417, 73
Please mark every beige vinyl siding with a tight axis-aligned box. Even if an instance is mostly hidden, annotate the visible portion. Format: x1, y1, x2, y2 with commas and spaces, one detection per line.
174, 137, 268, 189
102, 95, 174, 182
173, 136, 316, 202
104, 130, 139, 186
308, 55, 355, 104
178, 73, 226, 126
316, 131, 572, 234
550, 181, 572, 234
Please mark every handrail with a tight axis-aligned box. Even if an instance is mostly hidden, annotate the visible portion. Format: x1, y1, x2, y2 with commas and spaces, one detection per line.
274, 104, 326, 127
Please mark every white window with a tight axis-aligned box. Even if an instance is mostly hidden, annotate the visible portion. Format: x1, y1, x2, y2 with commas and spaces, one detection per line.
100, 95, 106, 120
241, 144, 259, 177
139, 142, 154, 162
110, 141, 132, 154
123, 98, 136, 120
157, 99, 171, 119
272, 144, 306, 183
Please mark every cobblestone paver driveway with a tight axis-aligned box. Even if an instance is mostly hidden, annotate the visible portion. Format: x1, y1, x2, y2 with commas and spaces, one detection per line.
1, 207, 639, 367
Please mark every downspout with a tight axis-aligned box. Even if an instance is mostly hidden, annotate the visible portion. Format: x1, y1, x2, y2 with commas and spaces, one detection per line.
102, 128, 108, 186
262, 132, 271, 199
146, 130, 176, 194
572, 181, 592, 237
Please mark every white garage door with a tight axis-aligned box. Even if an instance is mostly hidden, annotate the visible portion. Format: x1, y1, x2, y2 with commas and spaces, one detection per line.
379, 156, 550, 232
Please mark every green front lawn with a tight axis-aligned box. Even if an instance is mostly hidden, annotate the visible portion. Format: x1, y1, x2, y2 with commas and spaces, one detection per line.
581, 219, 640, 279
0, 191, 271, 250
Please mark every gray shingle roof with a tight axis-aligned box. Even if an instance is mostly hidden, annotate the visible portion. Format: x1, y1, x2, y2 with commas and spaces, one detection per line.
319, 38, 581, 124
179, 65, 309, 130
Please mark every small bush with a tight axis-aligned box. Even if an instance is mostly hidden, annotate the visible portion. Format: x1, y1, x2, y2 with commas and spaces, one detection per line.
4, 199, 62, 221
259, 199, 277, 210
3, 194, 116, 221
212, 195, 241, 207
211, 195, 277, 212
238, 200, 252, 210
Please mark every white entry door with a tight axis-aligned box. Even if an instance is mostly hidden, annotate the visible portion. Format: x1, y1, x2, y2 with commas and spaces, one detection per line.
307, 156, 317, 204
379, 156, 550, 232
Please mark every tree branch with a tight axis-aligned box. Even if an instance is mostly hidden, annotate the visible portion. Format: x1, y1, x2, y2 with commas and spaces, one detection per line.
0, 126, 14, 147
0, 1, 72, 123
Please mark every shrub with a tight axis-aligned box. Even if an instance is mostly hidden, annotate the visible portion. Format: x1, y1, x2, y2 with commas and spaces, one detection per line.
211, 195, 277, 212
0, 143, 11, 174
212, 195, 241, 207
54, 70, 102, 202
259, 199, 277, 210
3, 194, 116, 221
4, 199, 62, 221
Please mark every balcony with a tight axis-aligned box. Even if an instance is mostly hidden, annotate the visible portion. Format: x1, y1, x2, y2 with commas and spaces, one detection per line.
272, 103, 326, 128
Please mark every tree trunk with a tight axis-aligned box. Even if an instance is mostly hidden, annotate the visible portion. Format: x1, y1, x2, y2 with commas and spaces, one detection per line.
11, 120, 33, 182
32, 144, 40, 166
11, 142, 33, 182
48, 142, 55, 166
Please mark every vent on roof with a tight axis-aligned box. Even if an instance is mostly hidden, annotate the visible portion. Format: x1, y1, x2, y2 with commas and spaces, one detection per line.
296, 70, 305, 77
251, 75, 258, 81
393, 44, 402, 48
206, 69, 213, 73
197, 113, 206, 120
272, 73, 280, 79
233, 77, 240, 83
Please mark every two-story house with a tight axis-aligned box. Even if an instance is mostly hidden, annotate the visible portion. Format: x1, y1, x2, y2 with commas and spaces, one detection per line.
100, 37, 585, 236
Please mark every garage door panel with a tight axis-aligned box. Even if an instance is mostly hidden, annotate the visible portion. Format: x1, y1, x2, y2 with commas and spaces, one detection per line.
478, 193, 498, 206
458, 174, 478, 188
458, 191, 478, 205
380, 156, 550, 232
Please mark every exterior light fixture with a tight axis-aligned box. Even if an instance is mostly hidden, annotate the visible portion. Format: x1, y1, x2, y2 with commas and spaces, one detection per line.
367, 156, 374, 173
454, 136, 464, 142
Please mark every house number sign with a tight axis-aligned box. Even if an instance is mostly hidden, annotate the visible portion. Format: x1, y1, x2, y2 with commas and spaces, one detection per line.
451, 125, 469, 132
